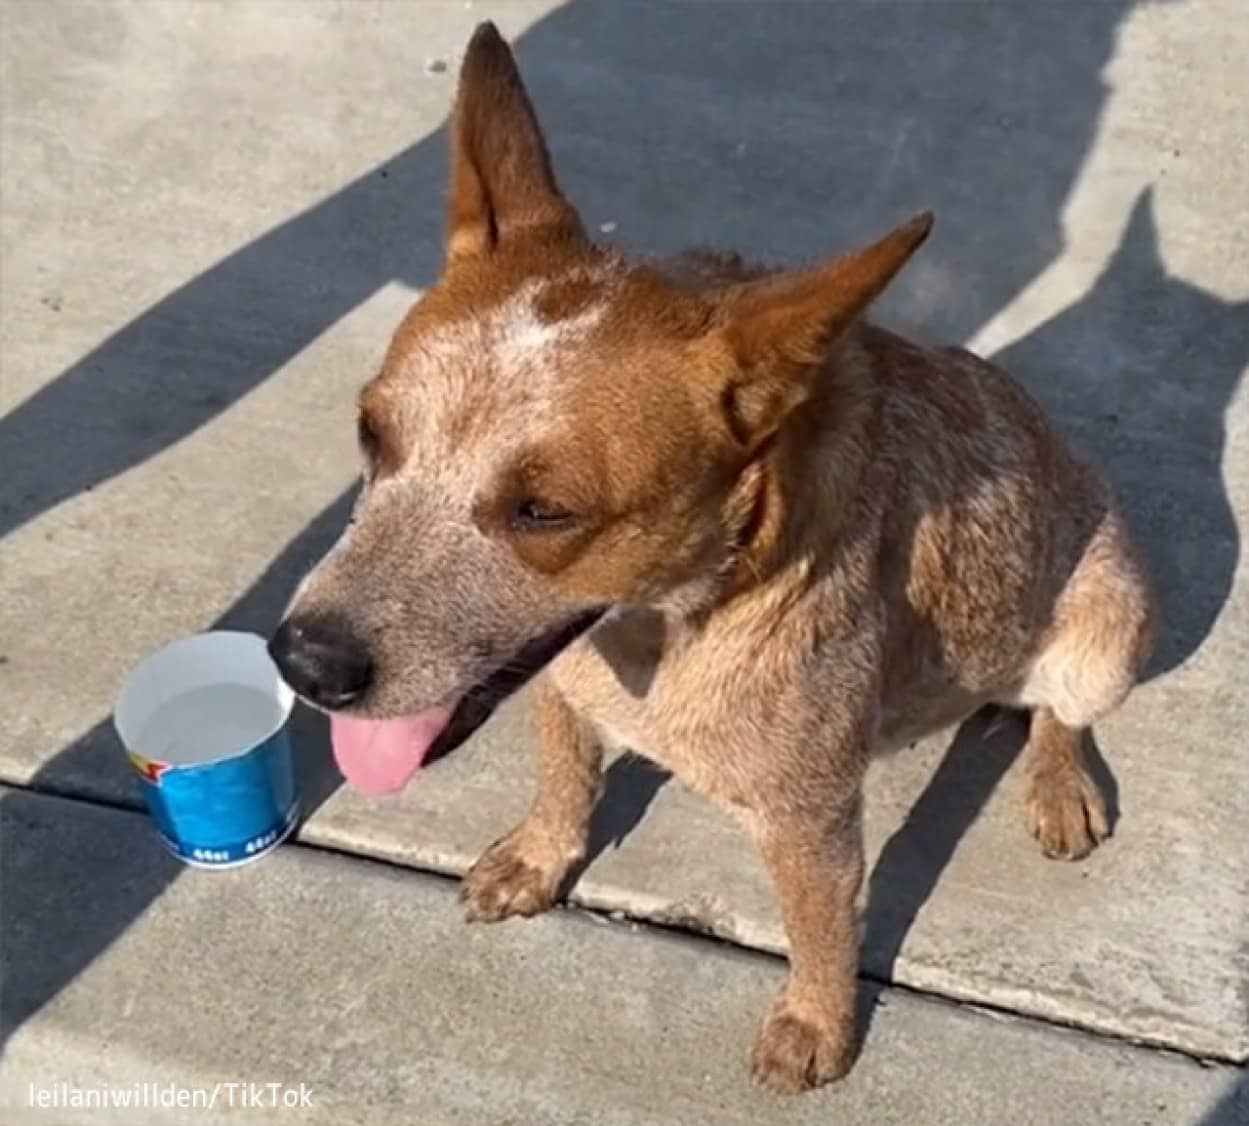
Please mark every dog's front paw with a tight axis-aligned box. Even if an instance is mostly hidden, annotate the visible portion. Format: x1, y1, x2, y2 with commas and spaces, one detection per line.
750, 994, 856, 1095
460, 829, 573, 923
1025, 765, 1109, 860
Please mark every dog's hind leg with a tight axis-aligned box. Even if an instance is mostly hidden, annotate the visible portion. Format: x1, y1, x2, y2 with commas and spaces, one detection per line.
1023, 708, 1109, 860
1018, 505, 1156, 860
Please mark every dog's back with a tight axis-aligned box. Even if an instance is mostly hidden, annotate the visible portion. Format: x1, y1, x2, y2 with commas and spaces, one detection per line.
825, 325, 1155, 746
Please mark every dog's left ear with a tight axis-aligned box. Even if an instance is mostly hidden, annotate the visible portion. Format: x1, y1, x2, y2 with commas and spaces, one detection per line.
714, 212, 933, 449
445, 22, 584, 262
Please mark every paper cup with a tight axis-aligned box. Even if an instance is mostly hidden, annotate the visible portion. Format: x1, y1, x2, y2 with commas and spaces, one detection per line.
114, 630, 300, 869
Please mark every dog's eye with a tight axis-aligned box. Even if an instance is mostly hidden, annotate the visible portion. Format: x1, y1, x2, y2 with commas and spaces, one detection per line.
511, 497, 575, 531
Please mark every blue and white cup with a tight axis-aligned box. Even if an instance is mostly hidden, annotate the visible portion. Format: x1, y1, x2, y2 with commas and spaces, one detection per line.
114, 631, 300, 869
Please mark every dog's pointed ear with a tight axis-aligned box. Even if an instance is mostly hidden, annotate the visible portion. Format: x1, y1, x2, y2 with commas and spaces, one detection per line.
714, 212, 933, 449
445, 22, 584, 262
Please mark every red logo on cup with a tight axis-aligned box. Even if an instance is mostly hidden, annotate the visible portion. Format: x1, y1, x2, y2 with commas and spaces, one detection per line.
127, 751, 172, 784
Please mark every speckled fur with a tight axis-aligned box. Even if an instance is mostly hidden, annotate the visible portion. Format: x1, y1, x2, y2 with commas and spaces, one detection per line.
286, 25, 1157, 1095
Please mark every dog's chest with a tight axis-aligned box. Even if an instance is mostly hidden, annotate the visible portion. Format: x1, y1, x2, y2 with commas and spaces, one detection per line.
550, 608, 677, 758
548, 607, 779, 803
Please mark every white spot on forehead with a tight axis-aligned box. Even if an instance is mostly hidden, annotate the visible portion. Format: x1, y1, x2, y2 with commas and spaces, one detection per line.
495, 279, 606, 367
413, 268, 610, 380
387, 268, 613, 486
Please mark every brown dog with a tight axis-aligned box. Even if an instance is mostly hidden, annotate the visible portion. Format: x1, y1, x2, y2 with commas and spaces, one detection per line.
269, 23, 1156, 1094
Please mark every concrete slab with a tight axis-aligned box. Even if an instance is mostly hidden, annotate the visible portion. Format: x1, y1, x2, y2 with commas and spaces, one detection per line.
2, 0, 1247, 1073
2, 789, 1242, 1126
295, 685, 1249, 1062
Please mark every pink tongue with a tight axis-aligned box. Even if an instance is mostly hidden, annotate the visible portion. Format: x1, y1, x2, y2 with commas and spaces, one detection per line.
329, 707, 454, 796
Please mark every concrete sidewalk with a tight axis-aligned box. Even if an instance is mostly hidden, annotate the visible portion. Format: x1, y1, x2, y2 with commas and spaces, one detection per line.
1, 788, 1242, 1126
1, 1, 1247, 1122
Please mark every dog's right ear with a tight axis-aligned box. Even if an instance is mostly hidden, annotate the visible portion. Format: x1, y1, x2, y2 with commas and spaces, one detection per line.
445, 22, 584, 263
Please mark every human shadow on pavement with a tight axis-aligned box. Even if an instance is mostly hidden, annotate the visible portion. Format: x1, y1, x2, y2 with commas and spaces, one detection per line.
0, 0, 1150, 545
9, 0, 1243, 1067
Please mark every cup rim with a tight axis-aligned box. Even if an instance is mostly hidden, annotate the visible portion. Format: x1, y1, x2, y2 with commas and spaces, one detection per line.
114, 630, 294, 767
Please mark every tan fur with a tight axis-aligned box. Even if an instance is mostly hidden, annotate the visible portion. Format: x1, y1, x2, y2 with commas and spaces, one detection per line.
280, 24, 1157, 1094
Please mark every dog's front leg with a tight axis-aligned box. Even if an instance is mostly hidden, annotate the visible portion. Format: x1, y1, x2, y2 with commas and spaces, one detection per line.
749, 778, 865, 1094
460, 679, 602, 922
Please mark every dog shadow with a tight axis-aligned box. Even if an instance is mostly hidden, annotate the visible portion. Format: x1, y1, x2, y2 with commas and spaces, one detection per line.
995, 188, 1248, 677
4, 0, 1244, 1070
1199, 1072, 1249, 1126
861, 708, 1118, 986
858, 184, 1248, 1042
566, 754, 672, 897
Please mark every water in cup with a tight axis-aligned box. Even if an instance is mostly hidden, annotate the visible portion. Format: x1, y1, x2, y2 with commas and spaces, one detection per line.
136, 684, 288, 765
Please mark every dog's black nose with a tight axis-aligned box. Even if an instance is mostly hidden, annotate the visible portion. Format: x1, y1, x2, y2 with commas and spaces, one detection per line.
268, 614, 373, 710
